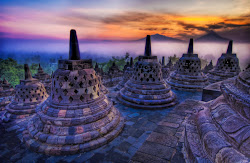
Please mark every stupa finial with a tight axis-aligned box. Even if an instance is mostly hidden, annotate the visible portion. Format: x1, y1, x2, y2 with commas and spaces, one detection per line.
69, 29, 81, 60
187, 38, 193, 54
130, 57, 133, 67
144, 35, 152, 56
162, 56, 165, 66
226, 40, 233, 54
24, 64, 33, 80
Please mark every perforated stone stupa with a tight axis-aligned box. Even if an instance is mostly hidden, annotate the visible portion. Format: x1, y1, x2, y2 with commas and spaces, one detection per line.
115, 57, 134, 91
0, 78, 14, 111
167, 39, 209, 91
2, 64, 48, 121
117, 35, 177, 109
33, 64, 52, 94
208, 40, 241, 83
203, 60, 213, 74
94, 63, 108, 94
184, 65, 250, 163
161, 56, 170, 80
23, 29, 124, 155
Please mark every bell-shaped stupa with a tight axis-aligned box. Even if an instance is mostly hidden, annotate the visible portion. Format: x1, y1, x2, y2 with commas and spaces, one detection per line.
115, 57, 134, 91
23, 29, 124, 155
94, 62, 109, 94
117, 35, 178, 109
0, 78, 14, 111
167, 39, 209, 91
2, 64, 48, 121
207, 40, 241, 83
33, 64, 52, 94
202, 60, 213, 74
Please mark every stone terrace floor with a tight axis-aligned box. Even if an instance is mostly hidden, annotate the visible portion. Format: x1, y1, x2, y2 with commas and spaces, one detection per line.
0, 88, 202, 163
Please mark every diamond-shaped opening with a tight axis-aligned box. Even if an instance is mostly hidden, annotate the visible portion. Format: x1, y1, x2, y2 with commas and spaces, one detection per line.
29, 98, 32, 102
64, 76, 68, 81
140, 78, 143, 82
80, 95, 84, 102
90, 93, 93, 99
69, 82, 73, 87
89, 80, 92, 85
74, 76, 78, 80
93, 86, 96, 92
79, 81, 84, 88
153, 78, 155, 82
83, 75, 86, 80
52, 94, 54, 99
26, 95, 28, 98
146, 78, 149, 82
69, 96, 73, 103
85, 88, 88, 94
58, 96, 62, 102
36, 97, 38, 100
56, 76, 59, 80
63, 89, 68, 95
91, 74, 93, 78
74, 89, 78, 94
54, 81, 55, 86
55, 89, 58, 93
23, 99, 25, 102
97, 91, 100, 96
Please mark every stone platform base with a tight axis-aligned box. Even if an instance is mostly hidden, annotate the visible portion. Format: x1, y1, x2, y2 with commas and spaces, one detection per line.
184, 97, 249, 162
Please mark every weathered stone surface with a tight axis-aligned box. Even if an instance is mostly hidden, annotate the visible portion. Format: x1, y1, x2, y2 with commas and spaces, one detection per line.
33, 64, 52, 94
207, 40, 241, 83
118, 35, 178, 109
0, 78, 15, 111
184, 66, 250, 162
22, 29, 124, 155
2, 64, 48, 122
115, 57, 134, 91
168, 39, 209, 92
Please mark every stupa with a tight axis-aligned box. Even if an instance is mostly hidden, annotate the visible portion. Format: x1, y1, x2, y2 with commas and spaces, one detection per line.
184, 65, 250, 162
117, 35, 178, 109
94, 63, 108, 94
161, 56, 170, 80
33, 64, 52, 94
105, 62, 123, 87
94, 62, 103, 76
115, 57, 134, 91
0, 78, 14, 111
202, 60, 213, 74
207, 40, 241, 83
23, 29, 124, 155
167, 39, 209, 91
166, 58, 174, 70
2, 64, 48, 121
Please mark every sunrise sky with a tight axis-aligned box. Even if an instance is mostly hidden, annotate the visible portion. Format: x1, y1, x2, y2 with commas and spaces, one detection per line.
0, 0, 249, 41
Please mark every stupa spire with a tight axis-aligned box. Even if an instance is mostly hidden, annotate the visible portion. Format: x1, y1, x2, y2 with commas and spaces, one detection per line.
144, 35, 152, 56
69, 29, 81, 60
226, 40, 233, 54
130, 57, 133, 67
187, 38, 193, 54
24, 64, 32, 80
162, 56, 165, 66
95, 62, 99, 69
